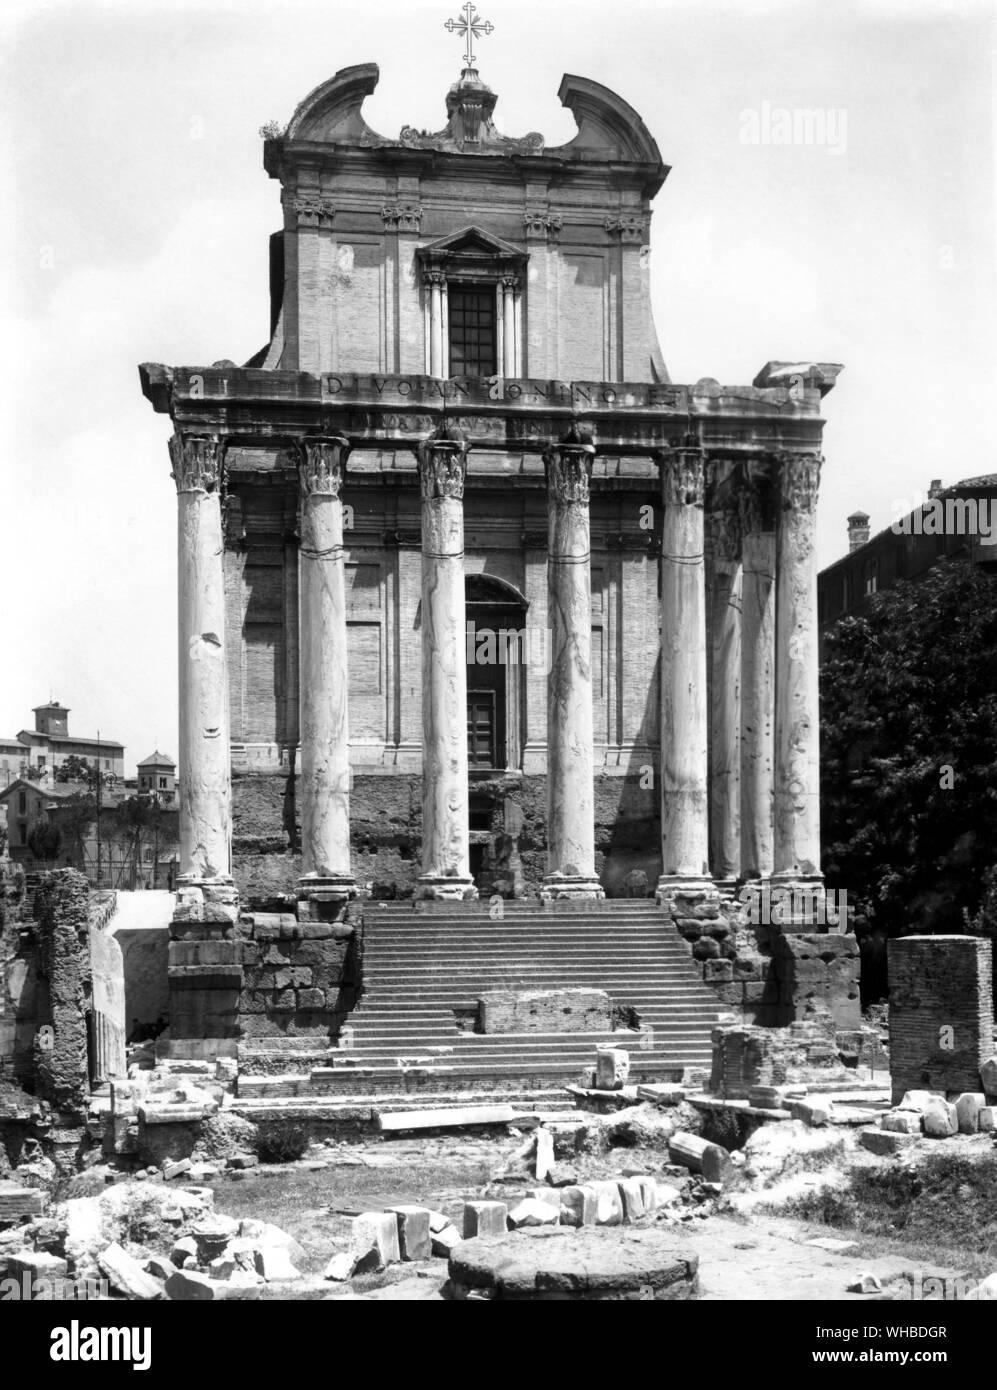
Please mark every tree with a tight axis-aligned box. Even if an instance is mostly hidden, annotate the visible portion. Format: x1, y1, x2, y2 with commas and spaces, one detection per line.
56, 791, 98, 869
54, 755, 99, 789
820, 560, 997, 996
113, 795, 161, 889
26, 821, 61, 861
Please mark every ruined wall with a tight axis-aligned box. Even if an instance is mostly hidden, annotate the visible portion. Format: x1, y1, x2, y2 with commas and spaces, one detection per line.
888, 935, 994, 1104
32, 869, 91, 1116
710, 1018, 853, 1099
237, 908, 361, 1039
0, 862, 37, 1085
232, 768, 661, 905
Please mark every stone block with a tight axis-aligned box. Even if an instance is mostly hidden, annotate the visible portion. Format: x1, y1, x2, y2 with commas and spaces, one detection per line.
790, 1099, 833, 1127
0, 1184, 45, 1221
507, 1198, 560, 1229
704, 959, 733, 982
389, 1205, 432, 1260
535, 1126, 555, 1181
479, 988, 611, 1035
165, 1268, 261, 1300
595, 1047, 630, 1091
922, 1097, 958, 1138
559, 1186, 597, 1227
98, 1243, 165, 1301
376, 1104, 515, 1132
8, 1250, 68, 1288
616, 1176, 646, 1221
981, 1056, 997, 1098
860, 1128, 919, 1156
253, 1245, 300, 1281
429, 1224, 462, 1257
978, 1106, 996, 1133
592, 1180, 624, 1226
462, 1201, 508, 1239
888, 937, 994, 1103
880, 1111, 922, 1135
351, 1211, 401, 1270
954, 1092, 986, 1134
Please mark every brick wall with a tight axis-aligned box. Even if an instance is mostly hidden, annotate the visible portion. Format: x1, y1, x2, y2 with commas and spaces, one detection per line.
887, 935, 994, 1103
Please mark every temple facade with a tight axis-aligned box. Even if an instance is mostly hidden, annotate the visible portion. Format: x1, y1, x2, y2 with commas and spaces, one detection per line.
140, 60, 841, 917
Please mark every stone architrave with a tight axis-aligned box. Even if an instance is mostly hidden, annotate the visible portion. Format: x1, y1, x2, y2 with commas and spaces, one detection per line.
541, 428, 604, 899
656, 447, 714, 898
416, 426, 476, 899
705, 491, 741, 888
738, 461, 777, 884
169, 433, 233, 884
773, 453, 823, 893
297, 437, 356, 907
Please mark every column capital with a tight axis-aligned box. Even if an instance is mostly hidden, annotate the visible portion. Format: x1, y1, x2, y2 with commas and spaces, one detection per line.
500, 272, 521, 291
417, 426, 469, 501
658, 447, 706, 507
543, 427, 596, 505
382, 201, 423, 233
523, 210, 562, 240
423, 269, 447, 288
299, 436, 350, 498
169, 434, 224, 494
605, 215, 646, 244
738, 459, 778, 534
285, 194, 336, 228
778, 452, 822, 512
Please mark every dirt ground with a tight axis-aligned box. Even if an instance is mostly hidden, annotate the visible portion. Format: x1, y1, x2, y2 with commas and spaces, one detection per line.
204, 1130, 980, 1301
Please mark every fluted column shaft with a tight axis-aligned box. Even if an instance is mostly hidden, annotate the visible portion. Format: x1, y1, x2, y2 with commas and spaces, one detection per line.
298, 437, 355, 897
170, 434, 232, 882
428, 274, 445, 379
417, 431, 476, 898
706, 499, 742, 885
657, 448, 712, 892
773, 452, 823, 885
542, 436, 603, 899
739, 465, 777, 882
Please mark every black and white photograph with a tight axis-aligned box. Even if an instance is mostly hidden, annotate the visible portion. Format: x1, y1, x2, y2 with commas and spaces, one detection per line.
1, 0, 995, 1353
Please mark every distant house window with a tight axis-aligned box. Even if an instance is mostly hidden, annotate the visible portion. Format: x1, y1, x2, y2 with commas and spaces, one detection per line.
842, 572, 852, 609
140, 777, 146, 788
19, 824, 27, 845
143, 847, 154, 863
18, 793, 26, 815
159, 777, 167, 789
37, 755, 46, 768
864, 559, 878, 596
104, 759, 110, 770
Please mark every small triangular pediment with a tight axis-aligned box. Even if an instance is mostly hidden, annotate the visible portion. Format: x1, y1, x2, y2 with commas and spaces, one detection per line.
418, 224, 524, 261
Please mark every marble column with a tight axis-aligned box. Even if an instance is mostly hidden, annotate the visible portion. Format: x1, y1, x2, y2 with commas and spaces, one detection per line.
656, 446, 714, 898
542, 427, 603, 899
502, 275, 518, 377
297, 436, 356, 910
169, 433, 233, 884
417, 426, 476, 899
427, 272, 445, 379
773, 452, 823, 891
706, 495, 742, 889
739, 463, 777, 883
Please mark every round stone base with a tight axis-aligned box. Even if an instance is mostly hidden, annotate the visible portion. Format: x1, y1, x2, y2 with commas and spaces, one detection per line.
416, 875, 478, 901
448, 1227, 699, 1301
540, 875, 605, 901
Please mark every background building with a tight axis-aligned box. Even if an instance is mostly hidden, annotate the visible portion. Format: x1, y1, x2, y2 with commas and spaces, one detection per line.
0, 702, 125, 785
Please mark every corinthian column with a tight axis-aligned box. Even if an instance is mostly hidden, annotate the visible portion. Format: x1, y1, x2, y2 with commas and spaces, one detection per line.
417, 425, 476, 899
656, 446, 714, 899
773, 452, 823, 891
169, 433, 233, 883
297, 437, 356, 912
541, 427, 603, 899
426, 272, 445, 379
706, 493, 741, 889
739, 462, 777, 883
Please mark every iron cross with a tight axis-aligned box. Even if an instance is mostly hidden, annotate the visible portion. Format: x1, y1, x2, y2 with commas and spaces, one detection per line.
444, 3, 494, 68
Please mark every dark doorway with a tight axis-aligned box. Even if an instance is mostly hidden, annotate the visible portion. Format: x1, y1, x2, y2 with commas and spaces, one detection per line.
467, 689, 497, 767
465, 574, 529, 773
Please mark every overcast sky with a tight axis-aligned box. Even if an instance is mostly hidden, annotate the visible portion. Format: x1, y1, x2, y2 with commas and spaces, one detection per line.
2, 0, 994, 776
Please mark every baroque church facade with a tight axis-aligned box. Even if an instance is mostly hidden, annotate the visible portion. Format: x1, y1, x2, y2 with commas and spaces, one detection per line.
140, 58, 841, 911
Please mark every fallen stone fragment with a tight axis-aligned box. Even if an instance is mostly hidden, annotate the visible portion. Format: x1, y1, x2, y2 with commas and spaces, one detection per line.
559, 1186, 597, 1228
616, 1177, 647, 1221
227, 1153, 259, 1170
462, 1201, 508, 1239
508, 1198, 560, 1229
0, 1184, 45, 1222
898, 1090, 941, 1114
980, 1056, 997, 1098
170, 1235, 199, 1267
98, 1242, 166, 1300
324, 1252, 357, 1281
545, 1162, 579, 1187
165, 1268, 261, 1301
848, 1272, 883, 1294
389, 1205, 432, 1261
162, 1158, 192, 1180
427, 1210, 451, 1234
790, 1099, 832, 1127
534, 1127, 555, 1182
145, 1256, 179, 1281
595, 1047, 630, 1091
351, 1211, 401, 1271
979, 1107, 996, 1133
668, 1132, 732, 1185
376, 1105, 515, 1133
430, 1224, 462, 1257
591, 1181, 624, 1227
880, 1111, 922, 1135
860, 1128, 918, 1156
954, 1093, 985, 1135
806, 1237, 858, 1254
8, 1250, 68, 1283
254, 1245, 300, 1281
922, 1097, 958, 1139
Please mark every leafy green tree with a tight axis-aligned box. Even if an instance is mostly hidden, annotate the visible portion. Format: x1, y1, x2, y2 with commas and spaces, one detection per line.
820, 560, 997, 996
54, 755, 99, 789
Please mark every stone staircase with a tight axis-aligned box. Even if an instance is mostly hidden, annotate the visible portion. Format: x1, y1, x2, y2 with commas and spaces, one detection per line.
232, 899, 722, 1119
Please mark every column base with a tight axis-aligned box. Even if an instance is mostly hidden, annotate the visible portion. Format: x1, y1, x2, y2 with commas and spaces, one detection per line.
654, 874, 718, 906
297, 874, 357, 921
540, 874, 605, 901
712, 877, 739, 901
416, 874, 478, 902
